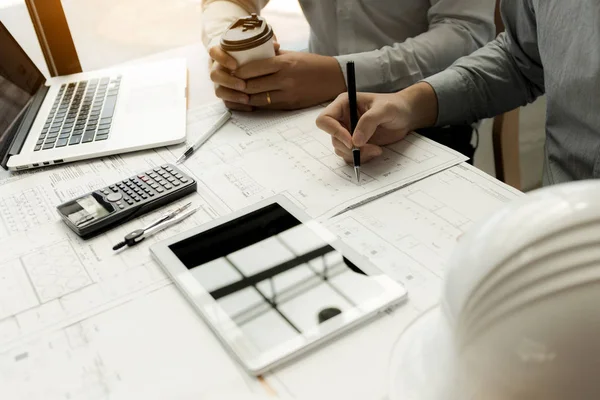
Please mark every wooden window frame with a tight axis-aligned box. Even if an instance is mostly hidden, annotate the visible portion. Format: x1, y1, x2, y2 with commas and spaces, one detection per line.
25, 0, 82, 77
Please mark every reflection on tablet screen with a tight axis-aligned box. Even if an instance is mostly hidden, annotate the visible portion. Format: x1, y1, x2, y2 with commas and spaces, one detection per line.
169, 204, 384, 353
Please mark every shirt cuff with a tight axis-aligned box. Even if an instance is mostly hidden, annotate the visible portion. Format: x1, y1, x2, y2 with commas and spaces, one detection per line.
334, 53, 385, 92
422, 69, 471, 127
202, 1, 249, 48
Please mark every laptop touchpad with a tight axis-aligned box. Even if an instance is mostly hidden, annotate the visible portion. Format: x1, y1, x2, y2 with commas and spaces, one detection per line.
123, 82, 180, 113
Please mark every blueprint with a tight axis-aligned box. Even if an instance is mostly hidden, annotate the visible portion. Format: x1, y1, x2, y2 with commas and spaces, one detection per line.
0, 286, 275, 400
326, 163, 524, 291
0, 150, 230, 353
167, 103, 468, 219
0, 101, 492, 400
0, 160, 523, 400
0, 101, 464, 355
250, 165, 525, 400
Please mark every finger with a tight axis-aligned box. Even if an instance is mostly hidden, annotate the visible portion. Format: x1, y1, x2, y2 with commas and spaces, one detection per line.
208, 46, 237, 71
332, 137, 352, 157
210, 64, 246, 91
357, 144, 384, 163
244, 74, 282, 94
247, 91, 282, 107
215, 86, 249, 104
223, 101, 253, 112
334, 148, 354, 164
333, 139, 382, 164
317, 98, 352, 148
353, 106, 391, 147
273, 36, 281, 54
320, 93, 349, 124
235, 57, 282, 80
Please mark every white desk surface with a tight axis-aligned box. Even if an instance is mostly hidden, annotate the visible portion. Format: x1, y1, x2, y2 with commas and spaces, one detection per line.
0, 6, 524, 399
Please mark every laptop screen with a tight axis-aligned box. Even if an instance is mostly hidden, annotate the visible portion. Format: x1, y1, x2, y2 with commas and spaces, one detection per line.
0, 21, 45, 146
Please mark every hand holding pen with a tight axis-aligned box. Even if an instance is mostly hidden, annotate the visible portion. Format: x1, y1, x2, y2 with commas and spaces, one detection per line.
316, 77, 417, 169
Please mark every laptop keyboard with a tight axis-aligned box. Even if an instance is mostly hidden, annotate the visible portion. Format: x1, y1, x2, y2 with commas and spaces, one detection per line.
34, 76, 122, 151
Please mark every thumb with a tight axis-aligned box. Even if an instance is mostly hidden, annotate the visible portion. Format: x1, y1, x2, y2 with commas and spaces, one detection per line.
353, 107, 387, 147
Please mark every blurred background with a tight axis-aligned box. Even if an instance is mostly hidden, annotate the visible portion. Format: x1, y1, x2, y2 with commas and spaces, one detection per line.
0, 0, 546, 190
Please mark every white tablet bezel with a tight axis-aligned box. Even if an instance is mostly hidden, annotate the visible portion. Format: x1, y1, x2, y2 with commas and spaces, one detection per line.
150, 195, 408, 376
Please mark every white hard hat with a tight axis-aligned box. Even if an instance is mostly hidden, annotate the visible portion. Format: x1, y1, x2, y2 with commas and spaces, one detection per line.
388, 180, 600, 400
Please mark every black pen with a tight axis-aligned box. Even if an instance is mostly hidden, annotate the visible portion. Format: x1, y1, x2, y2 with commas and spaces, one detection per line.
346, 62, 361, 182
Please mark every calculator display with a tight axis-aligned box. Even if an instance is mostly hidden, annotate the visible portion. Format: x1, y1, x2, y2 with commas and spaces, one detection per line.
63, 195, 111, 225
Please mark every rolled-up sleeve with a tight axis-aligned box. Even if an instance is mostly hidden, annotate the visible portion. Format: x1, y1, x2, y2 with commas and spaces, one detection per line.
335, 0, 496, 92
423, 0, 545, 126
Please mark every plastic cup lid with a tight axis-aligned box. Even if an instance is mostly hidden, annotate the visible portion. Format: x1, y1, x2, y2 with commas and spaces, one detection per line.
221, 13, 273, 52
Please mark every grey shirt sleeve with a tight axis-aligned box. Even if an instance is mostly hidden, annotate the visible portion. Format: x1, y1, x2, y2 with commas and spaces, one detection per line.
335, 0, 496, 92
424, 0, 545, 126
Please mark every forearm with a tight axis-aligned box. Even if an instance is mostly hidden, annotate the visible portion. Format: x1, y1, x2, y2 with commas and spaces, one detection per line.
424, 33, 544, 126
335, 0, 495, 92
397, 83, 439, 132
201, 0, 266, 47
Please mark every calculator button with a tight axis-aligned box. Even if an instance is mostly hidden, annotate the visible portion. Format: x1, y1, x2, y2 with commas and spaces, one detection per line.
110, 186, 118, 192
175, 173, 183, 179
117, 183, 126, 189
153, 167, 162, 172
141, 194, 148, 199
156, 187, 164, 193
119, 205, 125, 209
150, 183, 159, 189
148, 192, 155, 197
167, 177, 175, 183
102, 189, 110, 195
164, 184, 173, 190
149, 173, 158, 179
172, 181, 180, 187
106, 192, 122, 202
157, 180, 166, 186
181, 178, 188, 183
143, 188, 151, 193
133, 196, 141, 202
125, 198, 134, 205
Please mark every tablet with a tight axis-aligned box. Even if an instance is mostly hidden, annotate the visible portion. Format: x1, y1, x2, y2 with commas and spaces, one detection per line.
150, 195, 408, 375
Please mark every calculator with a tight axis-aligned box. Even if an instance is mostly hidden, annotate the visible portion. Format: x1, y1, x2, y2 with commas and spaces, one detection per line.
57, 164, 197, 238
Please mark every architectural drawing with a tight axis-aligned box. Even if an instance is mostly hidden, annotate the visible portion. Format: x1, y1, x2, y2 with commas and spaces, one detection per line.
168, 104, 468, 218
327, 164, 524, 285
0, 150, 223, 352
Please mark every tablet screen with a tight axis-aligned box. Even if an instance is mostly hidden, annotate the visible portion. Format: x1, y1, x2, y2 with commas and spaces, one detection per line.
168, 203, 388, 354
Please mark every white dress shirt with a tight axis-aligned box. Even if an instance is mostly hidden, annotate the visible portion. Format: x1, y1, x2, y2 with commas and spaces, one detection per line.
202, 0, 495, 92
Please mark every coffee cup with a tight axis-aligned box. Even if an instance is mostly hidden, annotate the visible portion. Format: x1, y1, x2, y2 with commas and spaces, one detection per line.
220, 13, 276, 67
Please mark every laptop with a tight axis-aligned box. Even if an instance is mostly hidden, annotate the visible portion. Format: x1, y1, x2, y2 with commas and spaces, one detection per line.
0, 21, 187, 171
